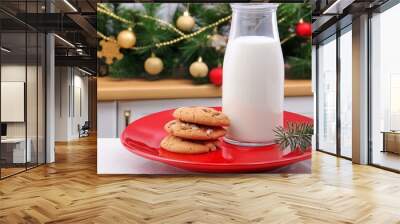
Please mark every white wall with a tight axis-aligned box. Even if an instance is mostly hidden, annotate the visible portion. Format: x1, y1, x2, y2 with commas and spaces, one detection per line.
54, 67, 89, 141
1, 65, 26, 139
1, 81, 24, 123
1, 65, 38, 138
71, 73, 89, 138
1, 63, 46, 164
55, 66, 70, 141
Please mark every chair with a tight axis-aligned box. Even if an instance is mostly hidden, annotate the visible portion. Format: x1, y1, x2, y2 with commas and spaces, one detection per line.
79, 121, 90, 138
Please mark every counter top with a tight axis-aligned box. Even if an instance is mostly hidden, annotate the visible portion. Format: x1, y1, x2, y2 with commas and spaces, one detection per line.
97, 77, 312, 101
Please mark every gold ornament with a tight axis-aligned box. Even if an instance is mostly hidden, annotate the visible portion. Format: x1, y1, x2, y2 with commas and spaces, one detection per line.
97, 3, 232, 51
208, 33, 227, 52
144, 53, 164, 75
176, 11, 195, 32
97, 38, 123, 64
189, 57, 208, 78
117, 27, 136, 48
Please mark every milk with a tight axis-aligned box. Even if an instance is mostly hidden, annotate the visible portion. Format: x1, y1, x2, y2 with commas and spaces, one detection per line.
222, 36, 284, 145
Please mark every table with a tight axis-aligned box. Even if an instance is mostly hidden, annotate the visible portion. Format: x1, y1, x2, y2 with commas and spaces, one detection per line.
382, 131, 400, 154
1, 138, 31, 163
97, 138, 311, 174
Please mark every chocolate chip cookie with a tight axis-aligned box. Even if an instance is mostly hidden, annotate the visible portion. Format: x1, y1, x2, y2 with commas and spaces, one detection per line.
164, 120, 226, 140
172, 107, 230, 127
160, 135, 219, 154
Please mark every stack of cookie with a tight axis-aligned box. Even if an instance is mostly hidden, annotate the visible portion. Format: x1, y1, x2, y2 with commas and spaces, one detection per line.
160, 107, 230, 154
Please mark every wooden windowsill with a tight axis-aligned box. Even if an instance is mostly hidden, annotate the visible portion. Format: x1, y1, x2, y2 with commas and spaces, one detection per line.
97, 77, 312, 101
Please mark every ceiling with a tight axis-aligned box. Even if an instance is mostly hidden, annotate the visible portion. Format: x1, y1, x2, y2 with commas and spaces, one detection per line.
312, 0, 391, 44
0, 0, 98, 74
0, 0, 97, 14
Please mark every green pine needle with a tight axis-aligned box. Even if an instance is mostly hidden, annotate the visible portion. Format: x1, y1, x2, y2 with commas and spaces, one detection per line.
273, 122, 313, 153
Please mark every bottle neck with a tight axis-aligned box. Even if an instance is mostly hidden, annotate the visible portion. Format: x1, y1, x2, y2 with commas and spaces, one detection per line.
229, 7, 279, 41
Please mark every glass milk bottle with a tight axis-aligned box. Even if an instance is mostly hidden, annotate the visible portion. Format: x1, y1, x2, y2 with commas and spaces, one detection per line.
223, 3, 284, 146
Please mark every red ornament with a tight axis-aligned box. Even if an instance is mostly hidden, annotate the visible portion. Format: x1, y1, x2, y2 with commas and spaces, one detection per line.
209, 66, 223, 86
295, 19, 312, 37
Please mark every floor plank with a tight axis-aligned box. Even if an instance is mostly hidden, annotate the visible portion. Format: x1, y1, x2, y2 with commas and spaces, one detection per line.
0, 135, 400, 224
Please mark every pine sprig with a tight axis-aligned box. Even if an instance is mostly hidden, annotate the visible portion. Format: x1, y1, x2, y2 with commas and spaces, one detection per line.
273, 122, 313, 153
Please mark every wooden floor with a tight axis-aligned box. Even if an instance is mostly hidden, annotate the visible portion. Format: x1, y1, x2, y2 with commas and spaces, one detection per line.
1, 135, 400, 224
1, 167, 26, 178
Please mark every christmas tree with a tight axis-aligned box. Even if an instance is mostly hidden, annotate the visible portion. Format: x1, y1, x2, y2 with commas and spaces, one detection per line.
97, 3, 311, 83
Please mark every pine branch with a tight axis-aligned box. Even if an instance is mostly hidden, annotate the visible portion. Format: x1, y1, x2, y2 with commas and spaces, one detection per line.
286, 55, 311, 79
273, 122, 313, 153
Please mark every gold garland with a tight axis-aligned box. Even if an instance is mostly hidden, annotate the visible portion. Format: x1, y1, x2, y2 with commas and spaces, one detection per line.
97, 5, 132, 25
98, 4, 297, 50
97, 31, 112, 42
97, 4, 185, 37
154, 15, 231, 48
97, 4, 231, 50
140, 14, 185, 37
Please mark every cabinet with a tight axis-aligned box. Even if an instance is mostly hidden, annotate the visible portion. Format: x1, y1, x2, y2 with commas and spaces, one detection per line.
382, 131, 400, 154
1, 138, 32, 164
97, 97, 313, 138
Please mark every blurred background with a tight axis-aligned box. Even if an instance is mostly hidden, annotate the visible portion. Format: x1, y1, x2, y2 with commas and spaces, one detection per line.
97, 3, 311, 83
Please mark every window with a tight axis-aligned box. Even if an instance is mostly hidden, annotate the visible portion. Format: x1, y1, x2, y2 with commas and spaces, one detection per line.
316, 23, 353, 159
370, 3, 400, 171
339, 27, 352, 158
0, 1, 46, 179
317, 35, 337, 154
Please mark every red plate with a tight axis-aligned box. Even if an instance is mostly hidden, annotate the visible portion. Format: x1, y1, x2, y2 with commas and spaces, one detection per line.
121, 107, 312, 173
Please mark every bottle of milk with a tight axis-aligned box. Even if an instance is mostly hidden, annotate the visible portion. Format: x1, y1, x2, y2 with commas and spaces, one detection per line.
223, 3, 284, 146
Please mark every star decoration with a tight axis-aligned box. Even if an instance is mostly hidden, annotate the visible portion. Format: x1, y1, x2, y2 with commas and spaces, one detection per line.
97, 38, 123, 64
208, 34, 227, 52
